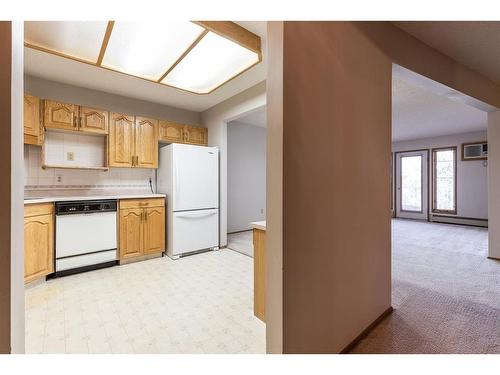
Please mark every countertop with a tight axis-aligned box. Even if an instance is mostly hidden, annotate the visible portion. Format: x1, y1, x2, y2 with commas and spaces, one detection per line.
250, 221, 266, 231
24, 193, 166, 205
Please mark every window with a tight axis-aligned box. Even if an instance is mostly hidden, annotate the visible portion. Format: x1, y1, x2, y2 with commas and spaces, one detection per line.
432, 147, 457, 214
401, 155, 423, 212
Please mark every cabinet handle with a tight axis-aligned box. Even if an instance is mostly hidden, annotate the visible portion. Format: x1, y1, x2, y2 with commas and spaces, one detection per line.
79, 116, 83, 128
73, 117, 77, 127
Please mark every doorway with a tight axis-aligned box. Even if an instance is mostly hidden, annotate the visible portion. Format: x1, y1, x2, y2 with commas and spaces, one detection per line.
395, 150, 429, 220
226, 106, 266, 257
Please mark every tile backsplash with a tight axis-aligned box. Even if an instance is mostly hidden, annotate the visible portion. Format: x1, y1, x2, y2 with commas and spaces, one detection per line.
44, 131, 106, 168
25, 145, 155, 191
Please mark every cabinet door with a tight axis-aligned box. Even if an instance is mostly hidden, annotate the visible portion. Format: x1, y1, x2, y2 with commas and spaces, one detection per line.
159, 120, 185, 144
253, 229, 266, 321
109, 113, 135, 167
135, 116, 158, 168
143, 206, 165, 255
119, 208, 143, 259
44, 100, 79, 131
79, 106, 109, 134
24, 214, 54, 283
184, 125, 208, 146
24, 94, 42, 145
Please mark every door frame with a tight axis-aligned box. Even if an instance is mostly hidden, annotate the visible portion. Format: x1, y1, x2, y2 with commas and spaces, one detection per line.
394, 149, 430, 221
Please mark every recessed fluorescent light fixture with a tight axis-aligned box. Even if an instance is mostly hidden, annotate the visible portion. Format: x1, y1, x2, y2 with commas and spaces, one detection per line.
102, 21, 206, 81
24, 21, 262, 95
24, 21, 108, 63
161, 31, 260, 94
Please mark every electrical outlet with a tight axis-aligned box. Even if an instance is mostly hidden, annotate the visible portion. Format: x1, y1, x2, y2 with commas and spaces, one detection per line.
260, 208, 264, 214
56, 175, 63, 183
67, 152, 74, 161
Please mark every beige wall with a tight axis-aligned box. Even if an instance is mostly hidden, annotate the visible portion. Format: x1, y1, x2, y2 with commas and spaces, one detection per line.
11, 21, 25, 354
280, 22, 392, 353
267, 21, 500, 354
25, 75, 201, 126
488, 111, 500, 259
363, 22, 500, 109
266, 21, 284, 354
0, 21, 12, 354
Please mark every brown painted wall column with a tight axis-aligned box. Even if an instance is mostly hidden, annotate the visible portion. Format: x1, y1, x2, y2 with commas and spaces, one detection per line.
0, 21, 12, 354
268, 21, 393, 353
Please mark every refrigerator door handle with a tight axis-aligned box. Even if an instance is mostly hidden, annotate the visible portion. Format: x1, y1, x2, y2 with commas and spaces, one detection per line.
174, 160, 180, 210
176, 211, 218, 219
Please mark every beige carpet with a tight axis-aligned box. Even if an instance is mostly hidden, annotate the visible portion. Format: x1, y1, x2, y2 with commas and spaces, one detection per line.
351, 219, 500, 354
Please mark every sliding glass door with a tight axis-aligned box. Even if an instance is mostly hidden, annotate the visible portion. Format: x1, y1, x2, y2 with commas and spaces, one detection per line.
395, 150, 429, 220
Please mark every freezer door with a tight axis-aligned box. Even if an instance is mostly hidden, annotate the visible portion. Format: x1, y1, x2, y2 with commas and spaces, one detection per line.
172, 209, 219, 255
173, 144, 219, 211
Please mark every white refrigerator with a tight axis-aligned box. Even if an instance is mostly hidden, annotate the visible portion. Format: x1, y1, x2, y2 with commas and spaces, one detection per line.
157, 143, 219, 258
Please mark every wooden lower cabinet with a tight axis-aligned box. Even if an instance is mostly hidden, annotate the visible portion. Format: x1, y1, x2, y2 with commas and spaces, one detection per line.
24, 203, 54, 283
143, 206, 165, 254
253, 228, 266, 322
119, 208, 143, 259
118, 198, 165, 260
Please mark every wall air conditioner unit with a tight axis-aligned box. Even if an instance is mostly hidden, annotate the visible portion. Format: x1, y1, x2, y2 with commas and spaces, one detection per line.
462, 141, 487, 161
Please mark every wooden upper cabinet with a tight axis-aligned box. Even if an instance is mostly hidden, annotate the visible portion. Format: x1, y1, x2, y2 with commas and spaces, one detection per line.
24, 94, 43, 146
44, 100, 79, 131
119, 208, 143, 259
109, 113, 135, 168
135, 117, 158, 168
143, 206, 165, 254
159, 120, 208, 146
184, 125, 208, 146
159, 120, 185, 143
79, 106, 109, 134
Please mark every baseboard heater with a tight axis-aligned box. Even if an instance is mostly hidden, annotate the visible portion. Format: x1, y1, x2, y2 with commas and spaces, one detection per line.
430, 214, 488, 228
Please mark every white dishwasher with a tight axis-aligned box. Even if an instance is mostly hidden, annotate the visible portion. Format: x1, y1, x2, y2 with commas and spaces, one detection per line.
55, 200, 117, 276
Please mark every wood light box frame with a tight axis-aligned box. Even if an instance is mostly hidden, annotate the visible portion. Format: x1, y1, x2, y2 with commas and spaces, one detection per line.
24, 21, 262, 95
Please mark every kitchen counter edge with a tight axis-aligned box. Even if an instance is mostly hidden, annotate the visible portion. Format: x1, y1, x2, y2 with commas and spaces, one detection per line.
24, 193, 167, 205
250, 221, 266, 231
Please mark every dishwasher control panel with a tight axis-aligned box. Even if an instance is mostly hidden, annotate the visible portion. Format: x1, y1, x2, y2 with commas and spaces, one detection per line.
55, 200, 117, 215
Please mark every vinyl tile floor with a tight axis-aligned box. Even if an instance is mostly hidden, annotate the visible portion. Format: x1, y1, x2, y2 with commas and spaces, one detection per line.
25, 249, 266, 354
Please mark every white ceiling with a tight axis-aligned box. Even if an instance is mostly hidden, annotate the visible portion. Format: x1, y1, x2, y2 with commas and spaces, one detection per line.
24, 21, 267, 113
393, 21, 500, 84
232, 106, 266, 127
392, 75, 487, 142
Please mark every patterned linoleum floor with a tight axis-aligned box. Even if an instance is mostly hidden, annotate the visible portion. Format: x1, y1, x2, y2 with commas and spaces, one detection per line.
25, 249, 266, 354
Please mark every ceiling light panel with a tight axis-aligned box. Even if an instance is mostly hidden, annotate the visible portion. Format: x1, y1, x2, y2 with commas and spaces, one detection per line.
24, 21, 108, 63
102, 21, 205, 81
161, 31, 260, 93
